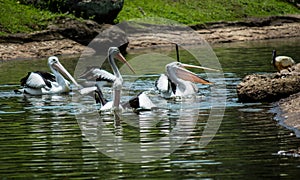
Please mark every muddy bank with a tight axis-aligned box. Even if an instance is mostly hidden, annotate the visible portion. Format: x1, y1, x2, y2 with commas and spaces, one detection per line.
129, 15, 300, 48
275, 92, 300, 136
237, 62, 300, 134
0, 15, 300, 60
0, 39, 85, 61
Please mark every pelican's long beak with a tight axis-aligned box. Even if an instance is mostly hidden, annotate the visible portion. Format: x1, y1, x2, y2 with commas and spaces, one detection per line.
115, 52, 136, 74
181, 63, 220, 72
52, 62, 80, 87
176, 65, 212, 85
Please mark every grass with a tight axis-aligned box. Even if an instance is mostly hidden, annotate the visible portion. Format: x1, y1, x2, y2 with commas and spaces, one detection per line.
0, 0, 73, 35
0, 0, 299, 35
116, 0, 300, 25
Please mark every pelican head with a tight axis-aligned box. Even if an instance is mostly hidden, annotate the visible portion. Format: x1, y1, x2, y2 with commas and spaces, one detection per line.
108, 47, 135, 74
166, 62, 218, 85
47, 56, 79, 87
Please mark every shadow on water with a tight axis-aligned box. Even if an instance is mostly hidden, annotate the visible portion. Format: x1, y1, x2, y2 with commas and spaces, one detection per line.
0, 38, 300, 178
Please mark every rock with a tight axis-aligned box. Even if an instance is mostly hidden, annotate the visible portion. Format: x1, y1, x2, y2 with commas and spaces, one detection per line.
0, 17, 129, 60
237, 63, 300, 102
50, 17, 128, 53
49, 17, 106, 46
20, 0, 124, 24
72, 0, 124, 24
88, 25, 129, 55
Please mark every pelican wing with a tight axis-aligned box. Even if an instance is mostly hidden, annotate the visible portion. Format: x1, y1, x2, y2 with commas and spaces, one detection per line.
155, 74, 170, 92
79, 67, 116, 82
176, 67, 212, 85
21, 72, 53, 89
93, 69, 116, 82
137, 92, 156, 110
79, 86, 97, 95
123, 92, 156, 110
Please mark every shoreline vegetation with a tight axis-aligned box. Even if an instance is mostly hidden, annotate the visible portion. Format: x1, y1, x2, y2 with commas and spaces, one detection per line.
1, 0, 299, 35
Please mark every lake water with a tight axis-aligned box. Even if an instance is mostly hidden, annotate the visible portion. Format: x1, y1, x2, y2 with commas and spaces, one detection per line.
0, 38, 300, 179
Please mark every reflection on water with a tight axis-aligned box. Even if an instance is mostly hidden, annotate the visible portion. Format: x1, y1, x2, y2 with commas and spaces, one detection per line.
75, 88, 200, 163
0, 38, 300, 178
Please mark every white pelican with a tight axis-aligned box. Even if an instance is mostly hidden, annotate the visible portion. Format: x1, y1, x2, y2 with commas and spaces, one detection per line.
93, 47, 135, 111
272, 49, 295, 72
17, 56, 79, 95
88, 47, 156, 112
94, 83, 156, 112
155, 62, 218, 98
78, 66, 116, 87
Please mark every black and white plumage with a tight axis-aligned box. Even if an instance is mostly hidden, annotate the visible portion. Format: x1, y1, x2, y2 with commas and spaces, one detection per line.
94, 84, 156, 112
155, 62, 218, 98
17, 56, 79, 95
89, 47, 156, 112
78, 66, 116, 87
91, 47, 137, 111
272, 49, 295, 72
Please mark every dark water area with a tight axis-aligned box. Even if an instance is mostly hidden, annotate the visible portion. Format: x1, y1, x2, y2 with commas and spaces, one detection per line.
0, 38, 300, 179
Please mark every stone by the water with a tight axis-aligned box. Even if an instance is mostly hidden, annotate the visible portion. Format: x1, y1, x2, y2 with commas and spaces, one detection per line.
237, 63, 300, 102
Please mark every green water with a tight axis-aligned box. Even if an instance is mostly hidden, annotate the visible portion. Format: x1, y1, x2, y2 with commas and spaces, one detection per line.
0, 38, 300, 179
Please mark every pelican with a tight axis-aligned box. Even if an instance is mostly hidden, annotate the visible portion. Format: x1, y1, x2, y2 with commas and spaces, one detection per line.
94, 83, 156, 112
89, 47, 156, 112
17, 56, 79, 95
272, 49, 295, 72
78, 66, 116, 87
92, 47, 136, 111
155, 62, 218, 98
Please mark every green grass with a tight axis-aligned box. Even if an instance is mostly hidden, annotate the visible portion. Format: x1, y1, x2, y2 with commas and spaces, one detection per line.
0, 0, 299, 35
0, 0, 73, 35
116, 0, 300, 25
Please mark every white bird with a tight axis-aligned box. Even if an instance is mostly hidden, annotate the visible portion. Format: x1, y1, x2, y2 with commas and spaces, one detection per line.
155, 62, 218, 98
78, 66, 116, 87
94, 83, 156, 112
90, 47, 135, 112
89, 47, 156, 112
17, 56, 79, 95
272, 49, 295, 72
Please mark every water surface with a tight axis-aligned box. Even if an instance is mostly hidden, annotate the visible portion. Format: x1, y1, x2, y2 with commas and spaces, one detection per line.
0, 38, 300, 179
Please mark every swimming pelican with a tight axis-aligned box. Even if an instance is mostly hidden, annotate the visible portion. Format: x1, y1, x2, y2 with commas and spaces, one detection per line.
94, 83, 156, 112
155, 62, 218, 98
78, 66, 116, 87
92, 47, 136, 111
272, 49, 295, 72
17, 56, 79, 95
89, 47, 156, 112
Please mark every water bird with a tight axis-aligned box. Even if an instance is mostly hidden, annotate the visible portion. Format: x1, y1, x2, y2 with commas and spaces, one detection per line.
94, 83, 156, 112
272, 49, 295, 72
90, 47, 153, 112
16, 56, 79, 95
78, 66, 116, 87
155, 62, 218, 99
87, 47, 156, 112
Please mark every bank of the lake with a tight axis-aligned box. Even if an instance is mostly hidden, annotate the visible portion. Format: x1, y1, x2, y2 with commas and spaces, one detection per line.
0, 15, 300, 61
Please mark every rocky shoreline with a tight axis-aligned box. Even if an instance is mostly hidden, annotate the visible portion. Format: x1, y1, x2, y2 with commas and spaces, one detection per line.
237, 62, 300, 134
